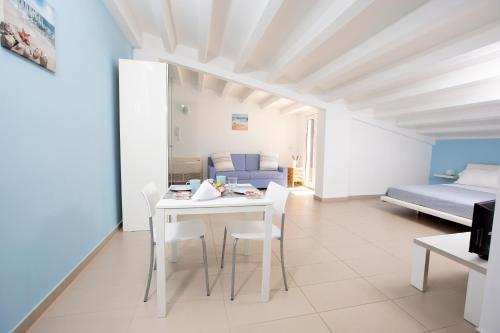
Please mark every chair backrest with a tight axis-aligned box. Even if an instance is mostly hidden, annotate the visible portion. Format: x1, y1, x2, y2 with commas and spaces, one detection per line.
265, 181, 289, 215
141, 182, 160, 219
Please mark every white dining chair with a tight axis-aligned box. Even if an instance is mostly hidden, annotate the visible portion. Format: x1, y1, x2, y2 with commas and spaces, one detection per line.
141, 182, 210, 302
220, 181, 290, 300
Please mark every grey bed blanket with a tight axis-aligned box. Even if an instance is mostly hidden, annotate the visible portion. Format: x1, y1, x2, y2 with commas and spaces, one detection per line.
385, 184, 496, 219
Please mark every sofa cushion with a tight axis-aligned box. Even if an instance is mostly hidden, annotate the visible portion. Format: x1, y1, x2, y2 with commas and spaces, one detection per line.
211, 152, 234, 171
249, 170, 283, 180
231, 154, 247, 171
245, 154, 260, 171
216, 170, 250, 180
260, 152, 279, 170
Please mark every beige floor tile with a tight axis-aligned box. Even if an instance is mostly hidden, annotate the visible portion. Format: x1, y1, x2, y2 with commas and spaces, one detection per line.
27, 307, 136, 333
130, 299, 229, 333
231, 314, 330, 333
43, 283, 144, 317
288, 261, 358, 286
282, 247, 338, 267
146, 270, 224, 303
224, 288, 315, 327
431, 321, 477, 333
26, 196, 469, 333
394, 289, 467, 330
301, 278, 387, 312
220, 268, 294, 298
344, 254, 410, 277
320, 301, 426, 333
326, 243, 389, 261
365, 272, 421, 299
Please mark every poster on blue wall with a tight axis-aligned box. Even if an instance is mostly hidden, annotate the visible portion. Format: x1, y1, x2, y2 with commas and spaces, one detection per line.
0, 0, 56, 72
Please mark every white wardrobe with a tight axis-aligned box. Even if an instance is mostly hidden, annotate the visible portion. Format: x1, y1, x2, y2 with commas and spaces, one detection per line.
119, 59, 169, 231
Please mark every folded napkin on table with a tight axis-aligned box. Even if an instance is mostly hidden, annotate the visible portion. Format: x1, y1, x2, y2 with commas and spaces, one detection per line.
191, 180, 221, 201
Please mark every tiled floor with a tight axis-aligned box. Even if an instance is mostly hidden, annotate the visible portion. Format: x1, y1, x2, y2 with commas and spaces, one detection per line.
27, 195, 476, 333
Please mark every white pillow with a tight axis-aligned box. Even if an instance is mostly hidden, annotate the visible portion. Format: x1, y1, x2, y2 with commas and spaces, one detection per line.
455, 168, 499, 188
260, 152, 279, 171
211, 152, 234, 172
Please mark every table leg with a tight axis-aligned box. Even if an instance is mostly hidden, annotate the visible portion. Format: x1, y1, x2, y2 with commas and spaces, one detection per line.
155, 212, 167, 317
464, 270, 486, 326
169, 215, 178, 263
261, 205, 273, 302
411, 244, 429, 291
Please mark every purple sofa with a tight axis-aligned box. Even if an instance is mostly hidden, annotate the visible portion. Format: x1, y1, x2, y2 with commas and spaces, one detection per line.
208, 154, 287, 189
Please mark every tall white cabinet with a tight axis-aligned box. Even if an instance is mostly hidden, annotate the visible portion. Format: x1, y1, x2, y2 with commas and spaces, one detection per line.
119, 59, 168, 231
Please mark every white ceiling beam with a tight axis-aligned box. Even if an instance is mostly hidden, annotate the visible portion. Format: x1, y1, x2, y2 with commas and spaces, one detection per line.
397, 104, 500, 128
418, 123, 500, 136
102, 0, 142, 47
136, 40, 328, 109
241, 89, 259, 103
280, 103, 308, 115
260, 95, 281, 109
198, 0, 216, 62
375, 80, 500, 119
172, 65, 185, 86
198, 72, 206, 91
299, 0, 479, 92
267, 0, 374, 83
234, 0, 284, 73
326, 22, 500, 101
221, 81, 234, 98
351, 57, 500, 110
151, 0, 177, 52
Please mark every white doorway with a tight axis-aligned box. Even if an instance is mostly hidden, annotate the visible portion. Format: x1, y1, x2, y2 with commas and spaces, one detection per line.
304, 114, 317, 189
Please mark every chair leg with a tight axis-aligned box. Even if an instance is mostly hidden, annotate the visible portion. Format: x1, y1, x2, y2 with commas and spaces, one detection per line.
201, 236, 210, 296
231, 238, 239, 301
279, 237, 288, 291
144, 241, 155, 302
221, 227, 227, 269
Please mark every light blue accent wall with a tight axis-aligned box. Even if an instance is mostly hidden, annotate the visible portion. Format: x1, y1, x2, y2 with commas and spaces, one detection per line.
0, 1, 131, 332
430, 139, 500, 184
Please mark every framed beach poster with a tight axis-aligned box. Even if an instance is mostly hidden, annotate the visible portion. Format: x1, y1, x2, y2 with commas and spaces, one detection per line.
0, 0, 56, 72
232, 113, 248, 131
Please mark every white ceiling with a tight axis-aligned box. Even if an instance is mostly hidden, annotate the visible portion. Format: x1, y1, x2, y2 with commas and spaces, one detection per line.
104, 0, 500, 138
169, 64, 315, 115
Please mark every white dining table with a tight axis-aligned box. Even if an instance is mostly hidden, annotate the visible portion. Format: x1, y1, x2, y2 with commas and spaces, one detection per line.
155, 191, 274, 317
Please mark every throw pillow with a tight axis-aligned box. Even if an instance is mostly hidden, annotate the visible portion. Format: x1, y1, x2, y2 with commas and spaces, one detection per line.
260, 152, 279, 170
211, 152, 235, 172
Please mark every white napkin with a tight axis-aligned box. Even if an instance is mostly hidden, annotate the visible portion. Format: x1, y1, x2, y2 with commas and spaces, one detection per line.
191, 180, 221, 201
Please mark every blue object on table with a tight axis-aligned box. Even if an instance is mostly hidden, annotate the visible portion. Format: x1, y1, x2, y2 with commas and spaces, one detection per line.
216, 175, 227, 184
186, 179, 201, 193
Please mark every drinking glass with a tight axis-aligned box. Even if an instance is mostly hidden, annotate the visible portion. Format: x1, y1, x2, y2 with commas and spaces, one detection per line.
227, 177, 238, 192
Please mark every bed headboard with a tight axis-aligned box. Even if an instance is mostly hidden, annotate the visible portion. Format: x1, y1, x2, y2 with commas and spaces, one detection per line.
466, 163, 500, 171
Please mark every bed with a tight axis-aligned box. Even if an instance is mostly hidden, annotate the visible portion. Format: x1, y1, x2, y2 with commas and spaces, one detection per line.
381, 163, 499, 226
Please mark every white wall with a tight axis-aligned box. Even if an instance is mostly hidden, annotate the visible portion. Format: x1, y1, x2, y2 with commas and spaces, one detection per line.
349, 119, 432, 195
315, 104, 352, 198
171, 83, 303, 177
478, 177, 500, 333
315, 101, 433, 199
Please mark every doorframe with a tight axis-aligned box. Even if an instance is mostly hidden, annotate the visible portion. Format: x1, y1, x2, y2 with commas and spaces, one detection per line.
304, 113, 318, 189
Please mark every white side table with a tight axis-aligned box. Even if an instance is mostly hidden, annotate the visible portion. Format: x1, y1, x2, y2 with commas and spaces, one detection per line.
411, 232, 488, 326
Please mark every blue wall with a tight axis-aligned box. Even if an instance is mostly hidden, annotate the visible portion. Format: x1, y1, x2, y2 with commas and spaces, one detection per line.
430, 139, 500, 184
0, 2, 131, 332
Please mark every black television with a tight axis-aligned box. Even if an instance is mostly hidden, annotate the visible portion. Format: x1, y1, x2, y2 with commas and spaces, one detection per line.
469, 200, 495, 260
